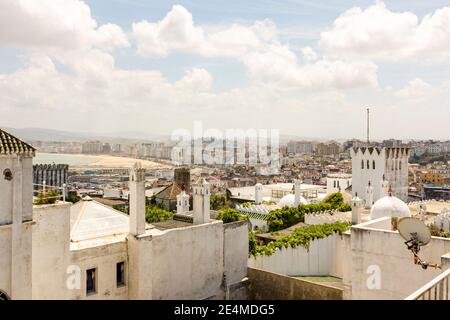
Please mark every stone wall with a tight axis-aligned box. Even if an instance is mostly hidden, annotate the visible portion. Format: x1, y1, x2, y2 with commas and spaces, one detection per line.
247, 267, 343, 300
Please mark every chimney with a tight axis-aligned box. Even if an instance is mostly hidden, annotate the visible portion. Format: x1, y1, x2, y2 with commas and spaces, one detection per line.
365, 180, 373, 209
193, 178, 210, 225
129, 162, 146, 236
177, 190, 190, 214
352, 193, 363, 225
294, 179, 302, 207
255, 183, 263, 205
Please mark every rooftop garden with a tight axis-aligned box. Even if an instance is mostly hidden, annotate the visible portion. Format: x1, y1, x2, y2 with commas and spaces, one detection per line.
249, 221, 351, 257
217, 208, 248, 223
266, 192, 351, 232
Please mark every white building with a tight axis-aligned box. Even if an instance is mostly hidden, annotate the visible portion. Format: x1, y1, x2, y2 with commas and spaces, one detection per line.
0, 129, 248, 300
351, 147, 409, 205
326, 173, 352, 194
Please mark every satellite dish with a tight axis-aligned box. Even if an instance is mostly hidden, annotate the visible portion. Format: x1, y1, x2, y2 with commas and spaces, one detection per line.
397, 217, 440, 270
398, 217, 431, 246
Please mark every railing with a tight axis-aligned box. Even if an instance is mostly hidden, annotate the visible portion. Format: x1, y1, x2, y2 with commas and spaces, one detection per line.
404, 267, 450, 300
33, 181, 67, 203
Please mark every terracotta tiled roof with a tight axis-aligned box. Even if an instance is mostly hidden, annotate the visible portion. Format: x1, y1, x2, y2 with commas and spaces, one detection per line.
0, 129, 35, 155
155, 183, 182, 201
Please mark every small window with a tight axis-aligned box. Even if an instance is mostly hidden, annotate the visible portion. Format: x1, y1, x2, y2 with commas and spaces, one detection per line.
86, 268, 97, 295
333, 181, 336, 188
337, 181, 340, 188
372, 160, 376, 170
361, 160, 364, 169
399, 161, 402, 170
367, 160, 370, 169
116, 262, 125, 287
3, 169, 12, 181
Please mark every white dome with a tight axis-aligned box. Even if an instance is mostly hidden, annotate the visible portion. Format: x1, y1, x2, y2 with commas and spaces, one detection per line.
370, 195, 411, 220
278, 194, 308, 208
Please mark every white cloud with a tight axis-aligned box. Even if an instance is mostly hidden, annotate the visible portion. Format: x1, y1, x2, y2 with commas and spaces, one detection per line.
301, 46, 318, 63
395, 78, 438, 100
320, 1, 450, 62
0, 0, 129, 51
133, 5, 378, 90
175, 68, 213, 92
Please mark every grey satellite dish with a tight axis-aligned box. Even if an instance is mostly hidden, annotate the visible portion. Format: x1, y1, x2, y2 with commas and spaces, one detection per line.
398, 217, 431, 246
397, 217, 440, 270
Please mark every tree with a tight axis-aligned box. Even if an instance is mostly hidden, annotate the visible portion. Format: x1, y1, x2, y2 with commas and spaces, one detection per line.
210, 193, 231, 210
217, 208, 246, 223
145, 204, 173, 223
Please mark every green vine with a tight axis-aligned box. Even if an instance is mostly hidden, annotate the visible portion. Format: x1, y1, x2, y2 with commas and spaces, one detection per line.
266, 192, 351, 232
250, 221, 350, 257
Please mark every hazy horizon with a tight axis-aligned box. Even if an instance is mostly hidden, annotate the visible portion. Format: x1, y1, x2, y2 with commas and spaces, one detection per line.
1, 1, 450, 140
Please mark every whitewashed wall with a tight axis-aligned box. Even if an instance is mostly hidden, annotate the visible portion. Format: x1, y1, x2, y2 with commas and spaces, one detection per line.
248, 232, 344, 277
304, 211, 351, 225
346, 217, 450, 300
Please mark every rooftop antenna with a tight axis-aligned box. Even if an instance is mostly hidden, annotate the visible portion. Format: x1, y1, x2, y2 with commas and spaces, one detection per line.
366, 107, 370, 145
398, 217, 441, 270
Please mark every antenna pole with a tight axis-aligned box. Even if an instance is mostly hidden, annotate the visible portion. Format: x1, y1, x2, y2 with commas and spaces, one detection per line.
366, 107, 370, 145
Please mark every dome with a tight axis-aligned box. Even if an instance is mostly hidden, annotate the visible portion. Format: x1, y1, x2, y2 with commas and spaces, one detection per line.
278, 194, 308, 208
369, 195, 411, 220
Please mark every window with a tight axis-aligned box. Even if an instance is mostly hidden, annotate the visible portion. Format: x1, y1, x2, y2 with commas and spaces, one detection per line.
86, 268, 97, 295
399, 161, 402, 170
372, 160, 376, 170
3, 169, 12, 181
367, 160, 370, 169
361, 160, 364, 169
116, 262, 125, 287
333, 181, 336, 188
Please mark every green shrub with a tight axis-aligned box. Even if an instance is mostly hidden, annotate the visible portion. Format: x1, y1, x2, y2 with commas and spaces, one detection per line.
210, 193, 231, 210
217, 208, 246, 223
145, 204, 173, 223
266, 192, 351, 232
34, 189, 60, 205
251, 222, 350, 257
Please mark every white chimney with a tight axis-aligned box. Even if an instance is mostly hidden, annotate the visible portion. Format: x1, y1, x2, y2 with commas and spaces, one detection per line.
352, 193, 363, 225
380, 174, 389, 198
193, 178, 210, 225
255, 183, 263, 205
365, 180, 374, 209
294, 179, 302, 207
129, 162, 146, 236
177, 190, 190, 214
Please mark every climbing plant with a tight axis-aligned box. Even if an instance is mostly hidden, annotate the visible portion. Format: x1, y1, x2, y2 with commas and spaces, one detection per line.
251, 222, 350, 257
266, 192, 351, 232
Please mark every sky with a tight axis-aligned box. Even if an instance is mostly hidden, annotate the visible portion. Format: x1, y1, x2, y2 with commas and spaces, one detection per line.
1, 0, 450, 140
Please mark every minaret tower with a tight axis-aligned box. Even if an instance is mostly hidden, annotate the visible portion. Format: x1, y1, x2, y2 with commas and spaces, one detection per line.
0, 129, 35, 299
193, 178, 210, 225
129, 162, 146, 236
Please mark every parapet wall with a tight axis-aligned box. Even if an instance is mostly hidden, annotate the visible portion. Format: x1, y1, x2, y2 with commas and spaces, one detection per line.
247, 267, 343, 300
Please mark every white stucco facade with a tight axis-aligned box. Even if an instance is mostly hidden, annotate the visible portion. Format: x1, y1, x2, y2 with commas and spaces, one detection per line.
351, 147, 409, 204
0, 133, 249, 300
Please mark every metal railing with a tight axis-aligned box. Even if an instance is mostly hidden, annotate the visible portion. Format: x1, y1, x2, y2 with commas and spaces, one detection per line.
33, 180, 67, 203
404, 267, 450, 300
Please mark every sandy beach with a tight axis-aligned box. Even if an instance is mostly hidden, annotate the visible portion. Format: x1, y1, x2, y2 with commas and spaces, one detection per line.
35, 153, 174, 169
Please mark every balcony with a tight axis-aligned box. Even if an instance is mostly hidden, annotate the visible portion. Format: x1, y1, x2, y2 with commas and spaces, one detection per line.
404, 267, 450, 300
